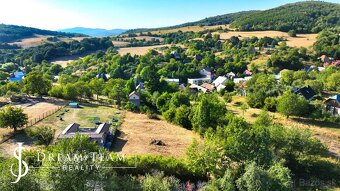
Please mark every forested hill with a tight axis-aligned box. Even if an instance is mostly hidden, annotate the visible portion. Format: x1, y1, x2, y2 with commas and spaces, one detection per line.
230, 1, 340, 33
0, 24, 86, 43
124, 10, 258, 34
125, 1, 339, 34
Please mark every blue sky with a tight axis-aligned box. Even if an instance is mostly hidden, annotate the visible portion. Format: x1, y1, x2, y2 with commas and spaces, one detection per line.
0, 0, 339, 30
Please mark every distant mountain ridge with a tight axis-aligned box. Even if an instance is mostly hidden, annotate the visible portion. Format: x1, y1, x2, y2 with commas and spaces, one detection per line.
59, 27, 127, 37
0, 24, 85, 43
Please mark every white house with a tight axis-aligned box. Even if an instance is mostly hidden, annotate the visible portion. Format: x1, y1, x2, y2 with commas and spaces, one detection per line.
212, 76, 228, 87
165, 78, 180, 84
129, 91, 140, 106
216, 84, 226, 92
188, 77, 212, 85
227, 72, 236, 79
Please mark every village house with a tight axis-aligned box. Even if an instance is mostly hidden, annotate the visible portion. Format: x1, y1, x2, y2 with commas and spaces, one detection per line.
129, 91, 140, 106
325, 95, 340, 116
320, 55, 332, 63
187, 77, 212, 85
293, 86, 316, 101
171, 51, 180, 59
58, 123, 111, 147
227, 72, 236, 79
200, 83, 215, 92
212, 76, 228, 87
189, 84, 208, 93
165, 78, 180, 84
9, 71, 25, 82
136, 82, 145, 92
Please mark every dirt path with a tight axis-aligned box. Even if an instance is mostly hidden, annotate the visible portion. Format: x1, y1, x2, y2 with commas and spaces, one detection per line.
113, 112, 200, 158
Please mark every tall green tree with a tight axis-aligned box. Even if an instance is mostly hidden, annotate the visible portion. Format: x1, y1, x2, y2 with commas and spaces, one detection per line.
277, 91, 309, 118
23, 72, 52, 97
0, 105, 28, 131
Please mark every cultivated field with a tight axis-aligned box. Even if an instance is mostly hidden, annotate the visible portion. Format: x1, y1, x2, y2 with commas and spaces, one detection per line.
226, 96, 340, 157
217, 31, 317, 48
113, 112, 200, 158
118, 44, 170, 56
8, 34, 88, 49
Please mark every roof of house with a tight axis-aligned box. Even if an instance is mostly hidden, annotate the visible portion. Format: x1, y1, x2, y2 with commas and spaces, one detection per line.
245, 69, 253, 76
69, 102, 79, 106
62, 123, 80, 135
293, 86, 316, 100
59, 123, 111, 139
14, 71, 25, 76
165, 79, 180, 83
330, 95, 340, 103
9, 77, 23, 82
129, 91, 140, 97
200, 83, 215, 91
332, 60, 340, 67
95, 123, 111, 134
212, 76, 228, 86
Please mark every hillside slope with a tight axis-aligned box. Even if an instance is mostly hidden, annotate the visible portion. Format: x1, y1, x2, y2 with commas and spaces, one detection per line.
230, 1, 340, 33
0, 24, 86, 43
125, 1, 339, 34
59, 27, 127, 37
124, 11, 257, 34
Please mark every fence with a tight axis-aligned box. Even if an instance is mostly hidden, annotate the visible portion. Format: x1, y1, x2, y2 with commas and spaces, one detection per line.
25, 105, 66, 128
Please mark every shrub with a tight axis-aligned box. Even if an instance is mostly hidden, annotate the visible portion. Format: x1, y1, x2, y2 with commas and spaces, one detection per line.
223, 93, 233, 103
264, 97, 277, 112
141, 171, 180, 191
26, 126, 55, 145
124, 102, 139, 112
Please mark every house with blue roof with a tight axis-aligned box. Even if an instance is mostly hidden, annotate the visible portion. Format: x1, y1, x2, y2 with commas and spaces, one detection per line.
9, 71, 25, 82
325, 95, 340, 116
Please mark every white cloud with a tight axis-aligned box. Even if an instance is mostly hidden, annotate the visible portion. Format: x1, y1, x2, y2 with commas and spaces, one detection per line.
0, 0, 98, 30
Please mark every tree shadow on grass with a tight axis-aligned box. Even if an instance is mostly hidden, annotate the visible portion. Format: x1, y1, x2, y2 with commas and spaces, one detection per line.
7, 129, 35, 146
291, 117, 340, 129
111, 130, 128, 152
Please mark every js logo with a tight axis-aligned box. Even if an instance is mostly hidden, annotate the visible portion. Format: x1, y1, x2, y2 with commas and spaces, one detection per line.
10, 143, 28, 184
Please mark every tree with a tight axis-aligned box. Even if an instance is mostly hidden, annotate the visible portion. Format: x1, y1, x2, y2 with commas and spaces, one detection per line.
89, 78, 105, 100
169, 92, 190, 108
236, 162, 293, 191
174, 105, 191, 129
0, 105, 28, 131
23, 72, 52, 97
277, 91, 309, 118
192, 95, 226, 135
25, 126, 55, 145
288, 30, 297, 37
240, 102, 249, 116
280, 70, 294, 86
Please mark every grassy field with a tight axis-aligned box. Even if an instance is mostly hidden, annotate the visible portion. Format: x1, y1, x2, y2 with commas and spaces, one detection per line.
217, 31, 317, 48
226, 96, 340, 157
8, 34, 88, 49
118, 44, 170, 56
113, 112, 201, 158
0, 103, 122, 158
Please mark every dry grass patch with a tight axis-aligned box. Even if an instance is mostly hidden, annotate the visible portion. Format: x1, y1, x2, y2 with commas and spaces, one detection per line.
113, 112, 200, 158
218, 31, 317, 48
8, 35, 89, 49
118, 44, 170, 56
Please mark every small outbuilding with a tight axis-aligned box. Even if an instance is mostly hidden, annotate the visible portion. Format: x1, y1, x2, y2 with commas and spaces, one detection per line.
69, 102, 80, 108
